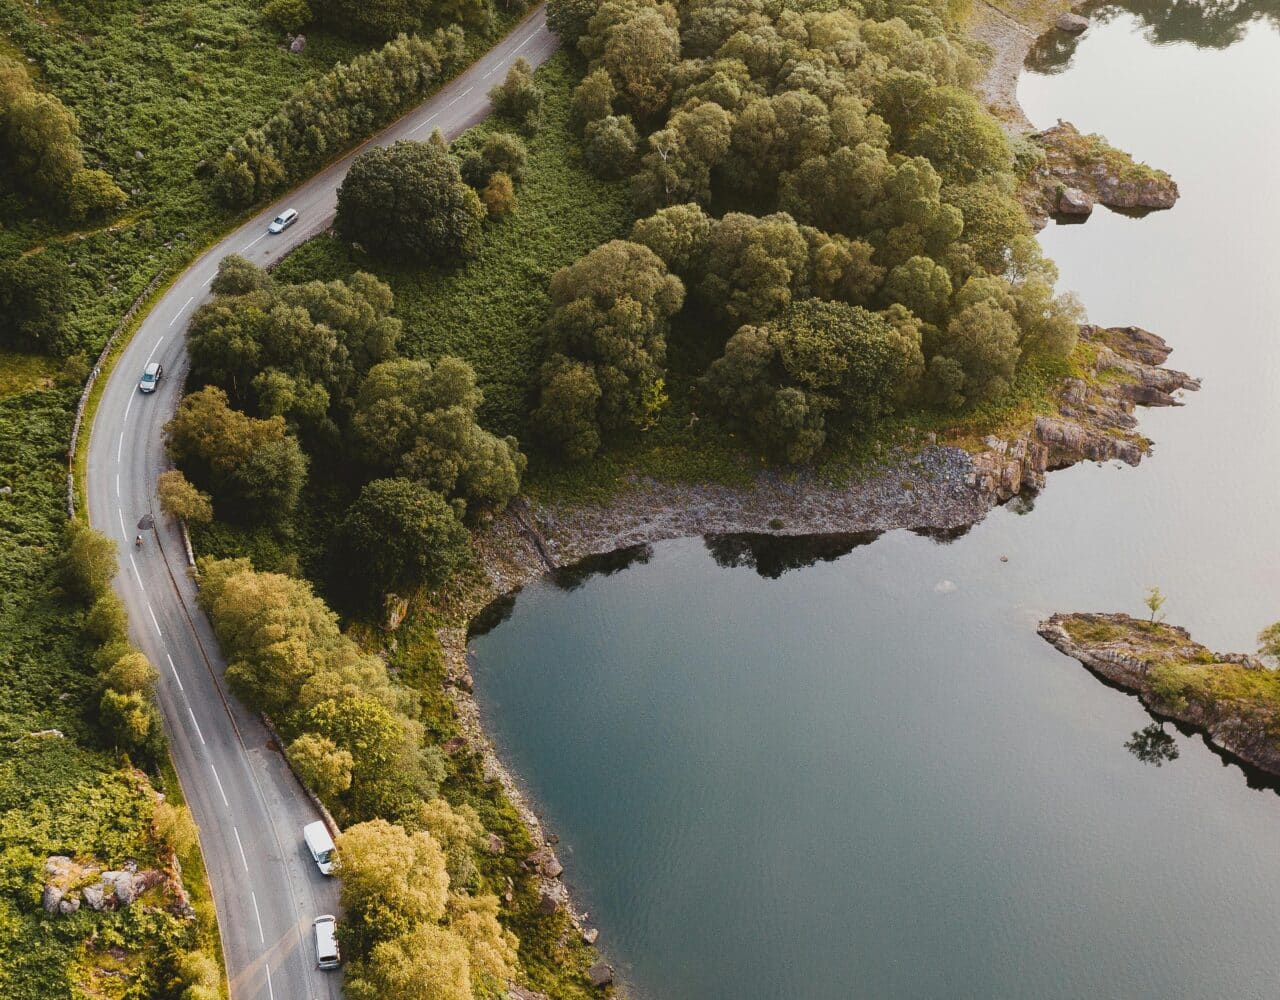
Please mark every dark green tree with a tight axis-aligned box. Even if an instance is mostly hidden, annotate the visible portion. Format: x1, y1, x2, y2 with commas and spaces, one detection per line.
336, 478, 471, 605
336, 139, 485, 262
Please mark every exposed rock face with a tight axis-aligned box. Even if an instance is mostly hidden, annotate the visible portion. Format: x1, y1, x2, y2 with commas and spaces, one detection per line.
1057, 186, 1094, 215
1038, 613, 1280, 775
40, 854, 174, 915
1022, 122, 1179, 228
526, 846, 564, 879
1056, 12, 1089, 31
507, 987, 551, 1000
967, 325, 1199, 501
588, 961, 615, 987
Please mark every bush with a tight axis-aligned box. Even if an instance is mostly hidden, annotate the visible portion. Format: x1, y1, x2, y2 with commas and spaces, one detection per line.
157, 470, 214, 526
337, 139, 485, 262
488, 58, 544, 132
0, 252, 74, 355
61, 520, 117, 602
213, 29, 469, 206
84, 591, 128, 644
481, 172, 518, 217
66, 169, 127, 222
262, 0, 312, 31
583, 115, 638, 178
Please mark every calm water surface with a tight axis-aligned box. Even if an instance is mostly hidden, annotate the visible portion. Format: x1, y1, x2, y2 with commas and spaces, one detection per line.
471, 9, 1280, 998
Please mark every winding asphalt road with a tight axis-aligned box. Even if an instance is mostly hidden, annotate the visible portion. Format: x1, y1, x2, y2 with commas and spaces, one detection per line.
85, 10, 558, 999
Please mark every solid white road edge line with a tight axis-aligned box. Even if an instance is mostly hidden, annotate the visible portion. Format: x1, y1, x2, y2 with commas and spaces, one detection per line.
251, 891, 265, 943
166, 653, 184, 692
233, 826, 249, 873
209, 763, 230, 808
186, 703, 206, 745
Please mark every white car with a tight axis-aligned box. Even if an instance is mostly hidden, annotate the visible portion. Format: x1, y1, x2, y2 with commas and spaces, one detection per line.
138, 362, 163, 393
314, 915, 341, 970
268, 208, 298, 234
303, 821, 336, 876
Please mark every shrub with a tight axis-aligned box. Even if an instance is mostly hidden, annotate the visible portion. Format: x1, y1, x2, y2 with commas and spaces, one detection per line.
0, 251, 74, 355
158, 470, 214, 526
583, 115, 638, 178
262, 0, 312, 31
481, 171, 518, 217
61, 520, 117, 602
488, 58, 544, 132
84, 591, 128, 644
66, 169, 127, 222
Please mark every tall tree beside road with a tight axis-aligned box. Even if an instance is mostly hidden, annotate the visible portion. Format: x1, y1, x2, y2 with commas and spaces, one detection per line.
336, 139, 486, 262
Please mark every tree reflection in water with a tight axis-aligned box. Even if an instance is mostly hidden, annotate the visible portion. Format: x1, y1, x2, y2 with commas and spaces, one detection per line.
1125, 722, 1181, 766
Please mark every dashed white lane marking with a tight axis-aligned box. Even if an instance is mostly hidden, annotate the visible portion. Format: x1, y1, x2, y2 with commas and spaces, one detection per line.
118, 508, 127, 540
251, 891, 265, 943
210, 764, 230, 807
129, 553, 145, 594
483, 64, 496, 78
168, 298, 193, 327
186, 703, 206, 745
244, 233, 266, 251
145, 335, 165, 362
447, 86, 473, 106
265, 964, 275, 1000
147, 601, 162, 636
408, 112, 439, 136
116, 473, 120, 499
166, 653, 184, 692
233, 826, 249, 873
117, 432, 123, 464
514, 30, 536, 51
202, 275, 213, 288
123, 390, 134, 424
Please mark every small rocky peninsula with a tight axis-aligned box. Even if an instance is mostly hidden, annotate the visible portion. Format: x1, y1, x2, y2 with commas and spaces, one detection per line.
1039, 614, 1280, 776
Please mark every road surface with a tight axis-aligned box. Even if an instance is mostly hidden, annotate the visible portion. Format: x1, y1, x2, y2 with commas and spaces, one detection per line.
84, 10, 558, 998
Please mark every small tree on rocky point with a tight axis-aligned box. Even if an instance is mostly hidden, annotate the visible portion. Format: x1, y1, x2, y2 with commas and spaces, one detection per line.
1144, 586, 1166, 624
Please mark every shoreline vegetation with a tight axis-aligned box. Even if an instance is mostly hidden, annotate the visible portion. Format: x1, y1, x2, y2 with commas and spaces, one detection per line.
1039, 613, 1280, 780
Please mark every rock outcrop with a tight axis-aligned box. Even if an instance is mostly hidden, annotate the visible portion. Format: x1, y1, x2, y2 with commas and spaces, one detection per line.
967, 325, 1199, 500
1055, 12, 1089, 32
1021, 122, 1179, 228
40, 854, 182, 917
1038, 613, 1280, 776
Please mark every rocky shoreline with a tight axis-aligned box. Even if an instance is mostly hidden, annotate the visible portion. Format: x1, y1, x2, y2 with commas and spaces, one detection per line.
427, 8, 1198, 992
1038, 613, 1280, 777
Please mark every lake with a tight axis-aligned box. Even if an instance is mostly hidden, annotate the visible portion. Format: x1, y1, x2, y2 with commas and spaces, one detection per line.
470, 7, 1280, 998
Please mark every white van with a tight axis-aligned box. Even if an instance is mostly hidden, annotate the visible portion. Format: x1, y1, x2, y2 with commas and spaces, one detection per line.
303, 821, 336, 876
314, 915, 341, 970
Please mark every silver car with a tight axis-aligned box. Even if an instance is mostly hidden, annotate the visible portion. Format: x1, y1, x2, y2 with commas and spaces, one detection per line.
268, 208, 298, 234
138, 362, 163, 393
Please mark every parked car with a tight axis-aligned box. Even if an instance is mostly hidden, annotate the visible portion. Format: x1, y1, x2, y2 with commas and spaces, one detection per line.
268, 208, 298, 234
138, 362, 163, 393
303, 821, 336, 876
313, 915, 341, 970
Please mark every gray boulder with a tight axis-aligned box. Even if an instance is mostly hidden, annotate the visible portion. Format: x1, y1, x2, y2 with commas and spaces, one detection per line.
588, 961, 614, 987
290, 34, 307, 53
1056, 12, 1089, 31
83, 883, 107, 911
1057, 187, 1094, 215
42, 885, 64, 914
58, 895, 81, 915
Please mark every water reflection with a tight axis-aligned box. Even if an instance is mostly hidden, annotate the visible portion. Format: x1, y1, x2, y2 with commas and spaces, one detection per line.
703, 531, 881, 578
1026, 0, 1280, 75
1125, 722, 1181, 766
